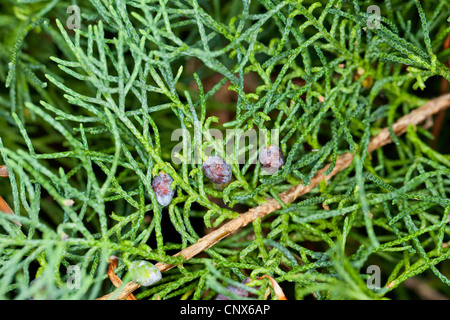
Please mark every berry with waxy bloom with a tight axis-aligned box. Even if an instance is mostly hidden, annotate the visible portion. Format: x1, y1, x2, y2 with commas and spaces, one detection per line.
259, 145, 284, 174
202, 155, 232, 185
152, 172, 175, 207
128, 260, 162, 287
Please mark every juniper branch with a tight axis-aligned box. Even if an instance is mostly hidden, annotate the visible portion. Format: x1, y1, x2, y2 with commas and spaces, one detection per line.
98, 93, 450, 300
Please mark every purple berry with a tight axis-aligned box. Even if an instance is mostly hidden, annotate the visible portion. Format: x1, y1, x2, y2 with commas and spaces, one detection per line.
202, 155, 232, 185
259, 145, 284, 174
152, 172, 175, 207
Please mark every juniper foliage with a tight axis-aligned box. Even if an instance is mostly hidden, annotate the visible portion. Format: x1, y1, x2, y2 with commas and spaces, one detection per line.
0, 0, 449, 300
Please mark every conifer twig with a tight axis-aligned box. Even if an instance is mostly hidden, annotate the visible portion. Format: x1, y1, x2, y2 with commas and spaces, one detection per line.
97, 93, 450, 300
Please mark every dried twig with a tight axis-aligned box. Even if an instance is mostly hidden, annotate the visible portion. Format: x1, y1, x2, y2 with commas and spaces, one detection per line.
104, 256, 137, 300
98, 93, 450, 300
106, 256, 123, 288
258, 275, 287, 300
0, 196, 18, 225
98, 280, 141, 300
0, 165, 8, 177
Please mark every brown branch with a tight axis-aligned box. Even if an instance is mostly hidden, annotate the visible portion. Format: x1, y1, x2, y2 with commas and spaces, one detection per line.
97, 93, 450, 300
98, 281, 141, 300
105, 256, 137, 300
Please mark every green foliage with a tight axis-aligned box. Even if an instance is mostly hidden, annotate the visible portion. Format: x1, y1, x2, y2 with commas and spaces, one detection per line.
0, 0, 449, 300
